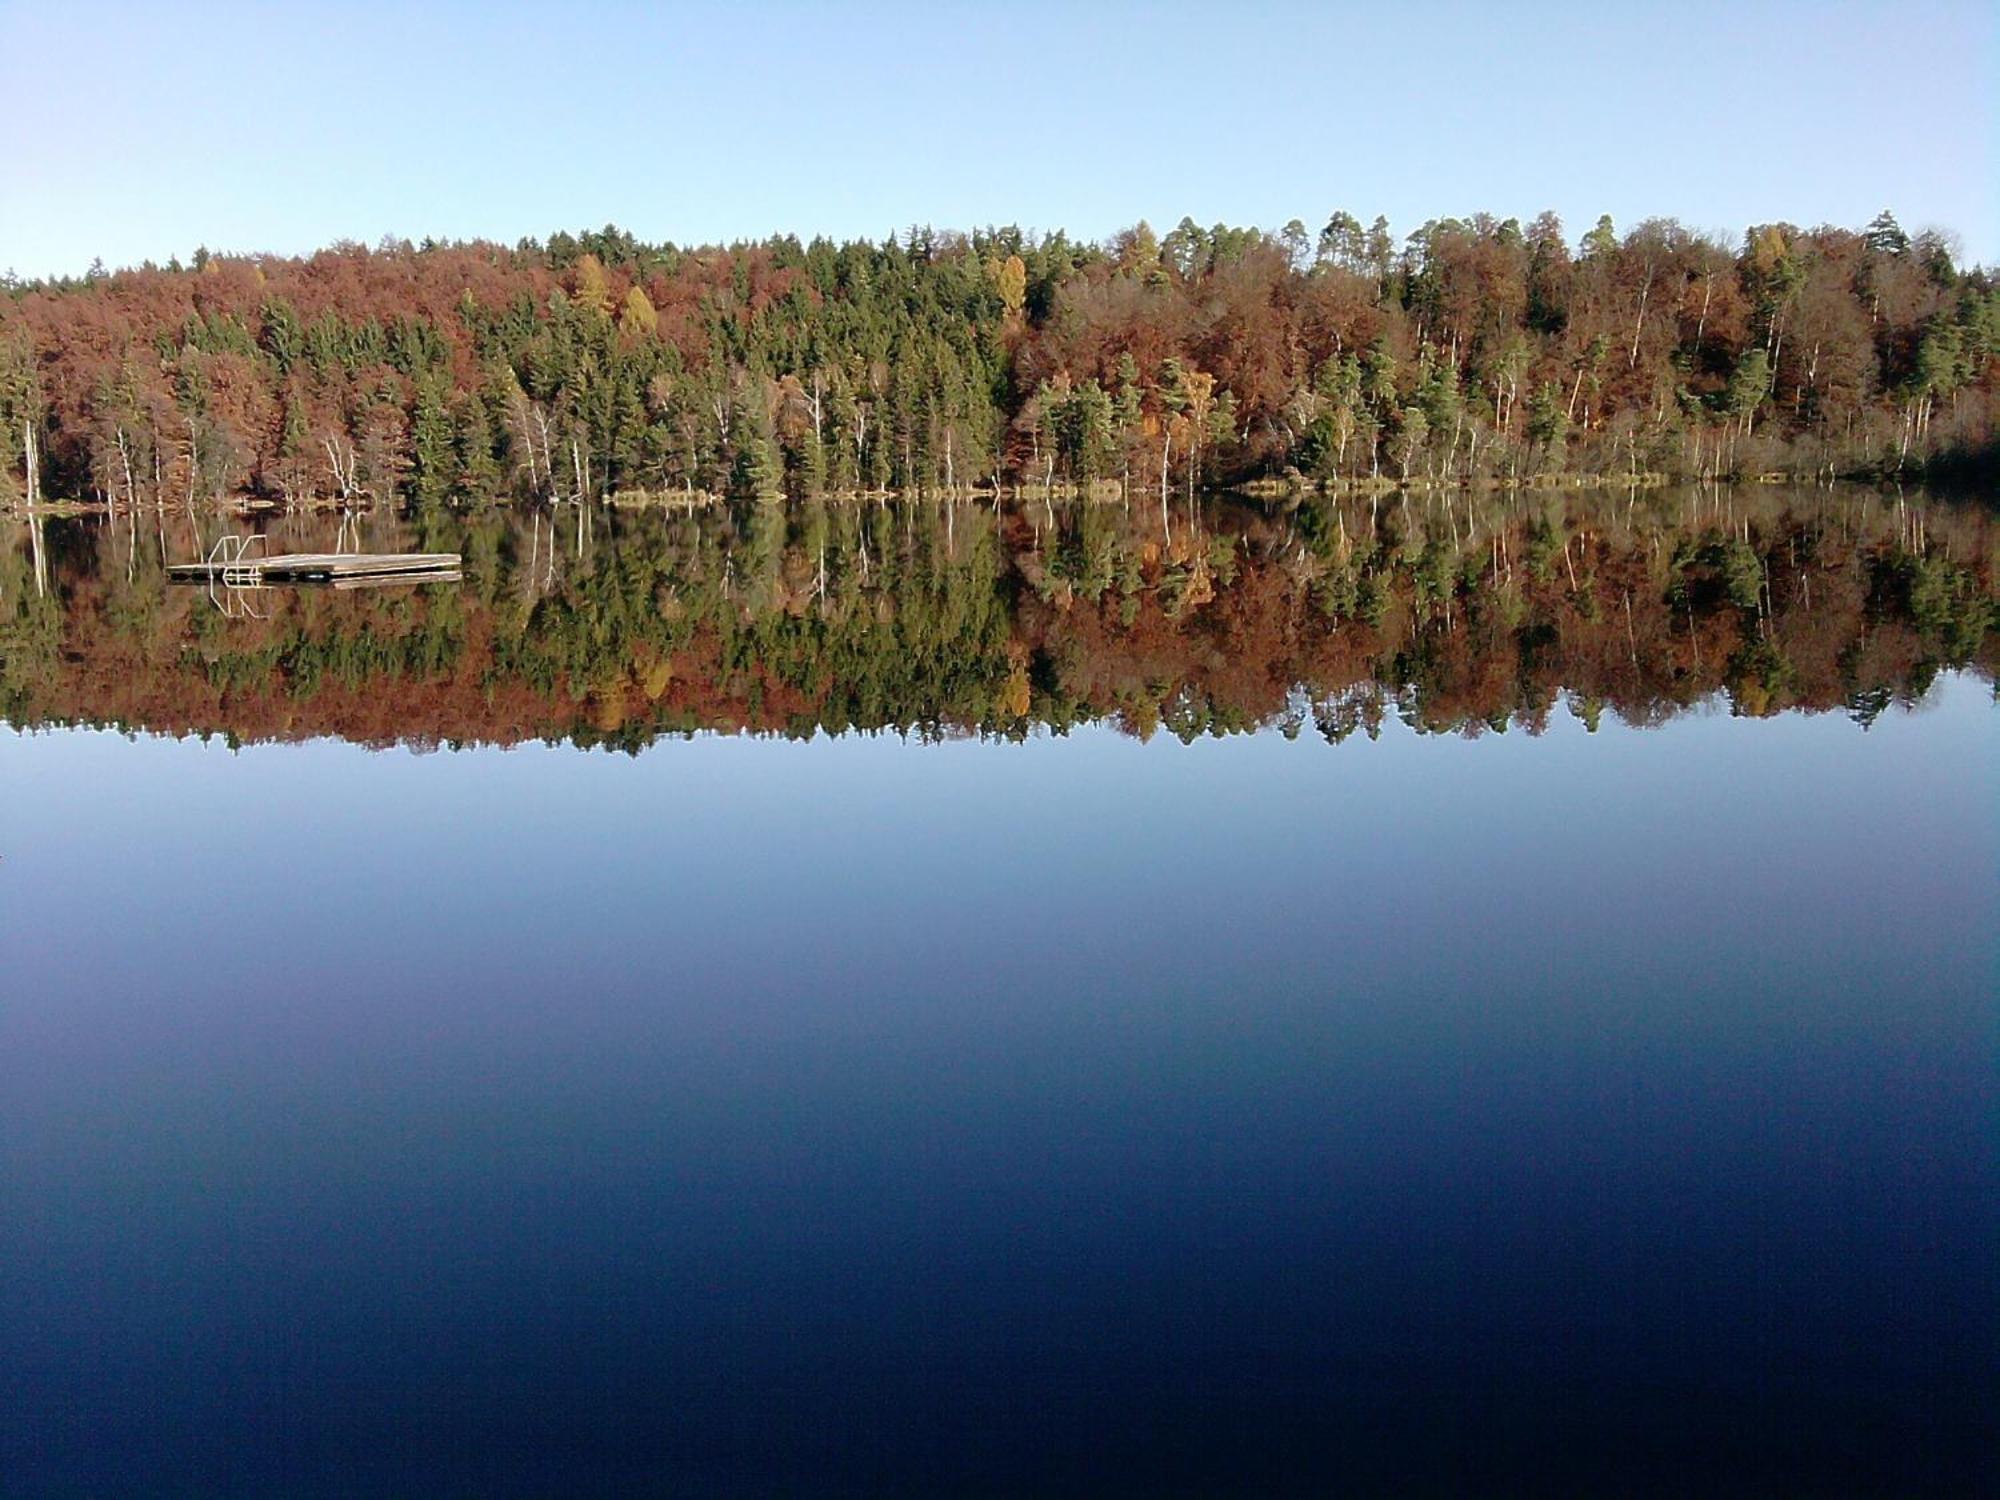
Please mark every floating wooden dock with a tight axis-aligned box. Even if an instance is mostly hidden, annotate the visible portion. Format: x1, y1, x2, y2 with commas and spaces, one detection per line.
168, 551, 462, 586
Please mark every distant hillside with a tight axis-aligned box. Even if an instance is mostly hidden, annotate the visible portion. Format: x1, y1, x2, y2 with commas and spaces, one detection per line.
2, 212, 1995, 507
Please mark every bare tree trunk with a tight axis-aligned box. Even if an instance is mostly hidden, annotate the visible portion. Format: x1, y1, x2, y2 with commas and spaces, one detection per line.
116, 427, 137, 509
514, 402, 542, 493
29, 505, 46, 596
533, 408, 558, 498
1628, 263, 1654, 368
23, 419, 40, 508
324, 437, 360, 501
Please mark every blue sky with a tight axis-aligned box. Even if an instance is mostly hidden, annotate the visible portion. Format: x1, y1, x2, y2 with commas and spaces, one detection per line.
3, 0, 1993, 278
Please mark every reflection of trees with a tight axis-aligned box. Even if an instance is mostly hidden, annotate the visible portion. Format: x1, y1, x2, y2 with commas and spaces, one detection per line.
1, 486, 1991, 752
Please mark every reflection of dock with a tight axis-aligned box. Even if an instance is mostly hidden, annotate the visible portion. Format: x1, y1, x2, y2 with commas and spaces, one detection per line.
168, 536, 461, 587
169, 553, 463, 584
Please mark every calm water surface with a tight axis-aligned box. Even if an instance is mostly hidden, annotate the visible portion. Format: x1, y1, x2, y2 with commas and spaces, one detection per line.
2, 679, 1994, 1496
2, 489, 1996, 1494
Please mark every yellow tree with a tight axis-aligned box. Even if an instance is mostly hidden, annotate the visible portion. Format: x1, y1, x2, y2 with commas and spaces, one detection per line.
573, 254, 613, 318
987, 254, 1027, 318
619, 285, 658, 339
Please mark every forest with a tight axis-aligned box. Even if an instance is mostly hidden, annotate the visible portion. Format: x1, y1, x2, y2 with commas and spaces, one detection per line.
1, 210, 1996, 510
3, 484, 1991, 751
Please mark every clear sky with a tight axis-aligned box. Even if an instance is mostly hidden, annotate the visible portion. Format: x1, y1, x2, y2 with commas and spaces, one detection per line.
3, 0, 1993, 278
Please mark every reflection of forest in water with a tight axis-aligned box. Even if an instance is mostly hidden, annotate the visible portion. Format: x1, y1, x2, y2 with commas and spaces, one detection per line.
2, 484, 1993, 751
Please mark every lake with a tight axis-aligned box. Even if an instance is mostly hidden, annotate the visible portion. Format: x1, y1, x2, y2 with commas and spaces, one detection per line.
2, 486, 1994, 1495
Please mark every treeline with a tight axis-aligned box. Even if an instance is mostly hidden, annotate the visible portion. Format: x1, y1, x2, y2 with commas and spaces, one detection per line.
1, 211, 1995, 510
3, 486, 1991, 749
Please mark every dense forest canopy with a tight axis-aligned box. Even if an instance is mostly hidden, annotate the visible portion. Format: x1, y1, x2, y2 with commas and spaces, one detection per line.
1, 211, 1995, 509
4, 485, 1991, 751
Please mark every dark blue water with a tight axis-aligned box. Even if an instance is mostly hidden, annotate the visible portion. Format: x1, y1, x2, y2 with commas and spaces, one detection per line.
2, 679, 1994, 1496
